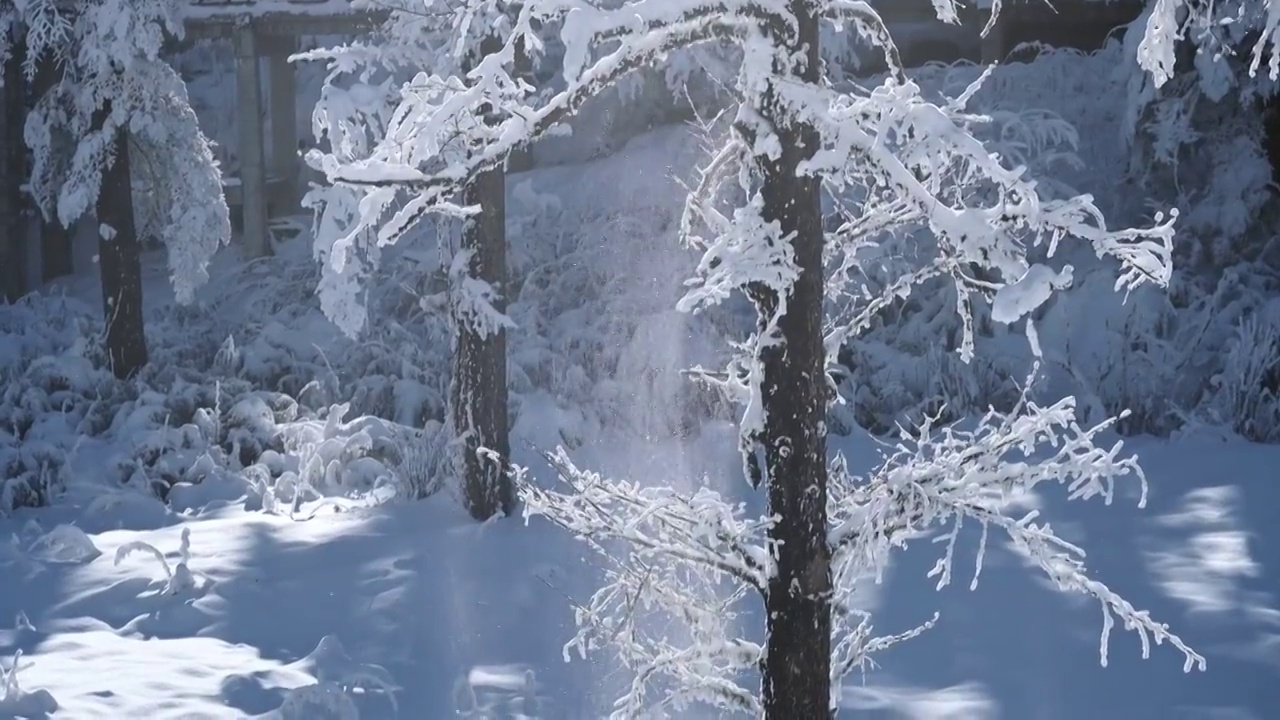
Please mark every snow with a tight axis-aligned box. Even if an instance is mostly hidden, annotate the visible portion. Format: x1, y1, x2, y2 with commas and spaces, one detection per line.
2, 424, 1278, 717
5, 14, 1280, 716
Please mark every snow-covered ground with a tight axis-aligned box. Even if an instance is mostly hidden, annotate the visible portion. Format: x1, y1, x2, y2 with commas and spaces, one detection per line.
4, 42, 1280, 717
2, 423, 1277, 718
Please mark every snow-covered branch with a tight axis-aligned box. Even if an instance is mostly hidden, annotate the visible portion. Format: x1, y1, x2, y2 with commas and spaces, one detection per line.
827, 382, 1207, 679
522, 448, 771, 589
517, 449, 770, 716
307, 0, 752, 334
319, 17, 746, 192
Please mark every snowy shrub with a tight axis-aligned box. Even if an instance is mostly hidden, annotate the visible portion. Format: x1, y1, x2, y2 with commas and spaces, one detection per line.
453, 664, 543, 719
392, 421, 451, 500
840, 339, 1021, 434
276, 683, 360, 720
256, 403, 405, 512
1211, 314, 1280, 442
0, 298, 119, 511
25, 524, 102, 565
1121, 70, 1276, 274
114, 527, 198, 595
0, 650, 59, 717
275, 636, 398, 719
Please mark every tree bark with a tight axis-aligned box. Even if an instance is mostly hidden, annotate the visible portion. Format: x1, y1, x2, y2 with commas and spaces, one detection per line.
452, 163, 513, 520
754, 1, 832, 716
98, 119, 148, 379
34, 56, 73, 283
452, 35, 513, 521
1, 36, 28, 302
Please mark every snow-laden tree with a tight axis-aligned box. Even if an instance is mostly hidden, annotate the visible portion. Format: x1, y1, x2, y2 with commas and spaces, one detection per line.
301, 1, 524, 519
0, 0, 230, 378
307, 0, 1201, 714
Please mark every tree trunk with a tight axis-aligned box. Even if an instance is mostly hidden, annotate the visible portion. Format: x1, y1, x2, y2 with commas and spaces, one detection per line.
1, 37, 27, 302
452, 163, 513, 520
755, 2, 832, 717
98, 120, 148, 379
34, 56, 73, 282
451, 34, 513, 521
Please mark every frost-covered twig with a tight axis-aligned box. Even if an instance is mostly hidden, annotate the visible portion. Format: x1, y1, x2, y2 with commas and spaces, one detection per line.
518, 450, 769, 716
827, 379, 1206, 677
523, 448, 771, 590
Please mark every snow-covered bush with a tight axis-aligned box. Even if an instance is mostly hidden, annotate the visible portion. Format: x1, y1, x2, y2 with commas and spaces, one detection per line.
114, 526, 199, 595
1211, 314, 1280, 442
0, 287, 385, 512
7, 0, 231, 303
0, 297, 117, 510
392, 421, 451, 500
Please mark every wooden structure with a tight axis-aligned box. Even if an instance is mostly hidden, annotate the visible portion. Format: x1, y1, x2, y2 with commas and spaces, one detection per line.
978, 0, 1146, 63
181, 0, 385, 257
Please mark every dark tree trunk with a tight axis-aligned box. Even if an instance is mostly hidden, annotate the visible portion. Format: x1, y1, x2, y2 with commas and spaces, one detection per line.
754, 2, 832, 717
34, 56, 72, 282
452, 163, 513, 520
1, 36, 27, 302
98, 120, 148, 379
451, 34, 513, 521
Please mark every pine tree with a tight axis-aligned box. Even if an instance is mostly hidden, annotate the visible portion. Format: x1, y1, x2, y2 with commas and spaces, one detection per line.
452, 33, 516, 520
11, 0, 230, 370
453, 161, 515, 519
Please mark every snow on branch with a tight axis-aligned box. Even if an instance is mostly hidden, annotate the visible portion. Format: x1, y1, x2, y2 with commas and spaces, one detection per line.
827, 378, 1207, 678
517, 449, 770, 716
775, 69, 1174, 363
522, 448, 771, 589
1136, 0, 1280, 91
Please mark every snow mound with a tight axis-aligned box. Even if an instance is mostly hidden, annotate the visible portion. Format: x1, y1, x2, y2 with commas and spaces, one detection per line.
26, 525, 100, 565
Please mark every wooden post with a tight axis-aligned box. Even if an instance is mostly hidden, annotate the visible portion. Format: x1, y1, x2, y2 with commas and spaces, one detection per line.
266, 37, 298, 212
234, 22, 270, 257
981, 7, 1009, 65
